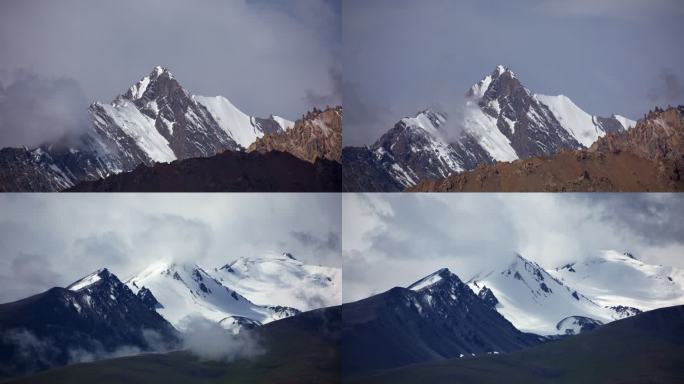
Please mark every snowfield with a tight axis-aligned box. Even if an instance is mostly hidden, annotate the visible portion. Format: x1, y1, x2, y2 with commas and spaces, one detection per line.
464, 251, 684, 336
114, 253, 341, 333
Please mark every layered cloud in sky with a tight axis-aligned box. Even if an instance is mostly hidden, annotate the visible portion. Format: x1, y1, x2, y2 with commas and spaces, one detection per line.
0, 0, 341, 147
343, 0, 684, 145
0, 194, 341, 303
343, 194, 684, 302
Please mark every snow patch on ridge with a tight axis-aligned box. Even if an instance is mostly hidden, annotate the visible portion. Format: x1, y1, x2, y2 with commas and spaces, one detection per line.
614, 115, 637, 130
463, 104, 518, 162
549, 250, 684, 311
273, 115, 295, 131
95, 100, 176, 163
535, 94, 603, 147
67, 269, 105, 291
408, 269, 449, 291
193, 95, 258, 148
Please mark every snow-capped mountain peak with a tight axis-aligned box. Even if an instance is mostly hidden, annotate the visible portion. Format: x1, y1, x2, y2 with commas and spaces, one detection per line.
124, 66, 182, 102
494, 64, 514, 77
467, 253, 618, 336
0, 66, 304, 191
213, 252, 341, 311
549, 250, 684, 311
467, 65, 517, 100
122, 254, 339, 333
125, 261, 284, 332
344, 65, 638, 191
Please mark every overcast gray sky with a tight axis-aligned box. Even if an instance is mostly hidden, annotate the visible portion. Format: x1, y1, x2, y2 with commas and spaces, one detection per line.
343, 193, 684, 302
343, 0, 684, 145
0, 194, 341, 304
0, 0, 341, 147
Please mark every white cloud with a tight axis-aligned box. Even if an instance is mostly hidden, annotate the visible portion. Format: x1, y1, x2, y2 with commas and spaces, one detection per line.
0, 194, 341, 303
342, 194, 684, 303
0, 0, 340, 126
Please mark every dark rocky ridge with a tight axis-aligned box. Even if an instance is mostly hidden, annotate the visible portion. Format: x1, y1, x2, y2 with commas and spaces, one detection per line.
342, 268, 541, 376
249, 106, 342, 163
348, 305, 684, 384
0, 269, 178, 379
67, 150, 341, 192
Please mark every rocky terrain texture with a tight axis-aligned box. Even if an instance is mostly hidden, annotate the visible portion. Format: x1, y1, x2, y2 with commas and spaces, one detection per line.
343, 65, 634, 192
248, 106, 342, 163
411, 106, 684, 192
67, 150, 341, 192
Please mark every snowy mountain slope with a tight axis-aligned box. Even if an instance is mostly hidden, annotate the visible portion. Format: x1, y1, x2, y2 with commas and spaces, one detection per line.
549, 250, 684, 311
193, 95, 292, 148
93, 98, 177, 163
467, 254, 620, 335
106, 66, 293, 155
535, 94, 635, 147
212, 253, 341, 312
125, 262, 296, 332
0, 66, 295, 191
343, 65, 635, 191
358, 110, 487, 189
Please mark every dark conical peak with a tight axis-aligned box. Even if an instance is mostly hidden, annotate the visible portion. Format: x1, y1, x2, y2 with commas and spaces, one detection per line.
66, 267, 117, 291
491, 64, 516, 79
150, 65, 172, 79
466, 65, 519, 99
407, 267, 464, 291
123, 66, 182, 102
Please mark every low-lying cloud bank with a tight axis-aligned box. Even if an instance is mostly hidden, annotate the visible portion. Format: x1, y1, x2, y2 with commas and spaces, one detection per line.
181, 316, 264, 362
0, 71, 90, 148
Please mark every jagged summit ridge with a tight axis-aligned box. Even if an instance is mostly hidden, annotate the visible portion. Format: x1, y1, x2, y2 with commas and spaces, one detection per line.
0, 66, 296, 191
121, 254, 340, 332
343, 65, 636, 192
407, 267, 462, 291
212, 252, 341, 311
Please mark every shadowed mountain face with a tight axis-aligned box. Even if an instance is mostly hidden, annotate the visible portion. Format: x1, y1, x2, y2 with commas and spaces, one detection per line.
411, 106, 684, 192
348, 305, 684, 384
342, 65, 634, 192
4, 307, 341, 384
342, 269, 541, 377
0, 269, 178, 379
66, 150, 341, 192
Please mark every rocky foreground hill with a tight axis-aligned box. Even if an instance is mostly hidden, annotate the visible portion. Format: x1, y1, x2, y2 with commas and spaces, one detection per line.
248, 106, 342, 163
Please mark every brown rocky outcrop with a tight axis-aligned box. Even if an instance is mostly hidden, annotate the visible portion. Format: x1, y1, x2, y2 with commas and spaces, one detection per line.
248, 106, 342, 163
410, 106, 684, 192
